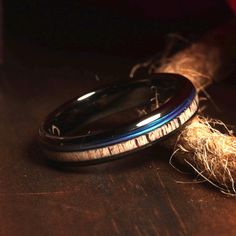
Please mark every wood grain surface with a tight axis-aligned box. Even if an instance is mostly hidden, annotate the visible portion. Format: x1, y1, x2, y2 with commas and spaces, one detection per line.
0, 39, 236, 236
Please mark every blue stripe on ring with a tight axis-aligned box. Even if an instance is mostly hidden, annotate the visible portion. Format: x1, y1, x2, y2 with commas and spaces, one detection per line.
81, 91, 196, 149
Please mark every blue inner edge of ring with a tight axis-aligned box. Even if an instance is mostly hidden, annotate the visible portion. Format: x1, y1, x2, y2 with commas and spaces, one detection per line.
78, 90, 197, 150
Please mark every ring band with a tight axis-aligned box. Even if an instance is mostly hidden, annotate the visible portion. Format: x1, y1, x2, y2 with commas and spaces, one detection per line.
39, 73, 198, 164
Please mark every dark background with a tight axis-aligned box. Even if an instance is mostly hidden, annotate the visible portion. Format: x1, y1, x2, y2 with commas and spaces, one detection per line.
5, 0, 233, 56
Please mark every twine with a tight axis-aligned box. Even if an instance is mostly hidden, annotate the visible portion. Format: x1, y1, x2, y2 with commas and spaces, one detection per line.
130, 19, 236, 194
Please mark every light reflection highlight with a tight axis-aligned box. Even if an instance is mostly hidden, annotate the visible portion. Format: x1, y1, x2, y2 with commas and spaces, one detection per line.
77, 91, 96, 101
136, 113, 161, 127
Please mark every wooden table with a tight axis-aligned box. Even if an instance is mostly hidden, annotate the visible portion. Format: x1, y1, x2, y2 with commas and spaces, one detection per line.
0, 36, 236, 236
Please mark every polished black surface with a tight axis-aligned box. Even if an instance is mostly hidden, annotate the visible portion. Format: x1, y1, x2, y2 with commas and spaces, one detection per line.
39, 73, 196, 152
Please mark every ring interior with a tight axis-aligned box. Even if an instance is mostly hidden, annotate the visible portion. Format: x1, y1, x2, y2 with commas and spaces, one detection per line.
44, 79, 179, 138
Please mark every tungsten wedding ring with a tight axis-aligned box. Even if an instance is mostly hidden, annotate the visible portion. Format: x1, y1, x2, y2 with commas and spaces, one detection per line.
39, 73, 198, 164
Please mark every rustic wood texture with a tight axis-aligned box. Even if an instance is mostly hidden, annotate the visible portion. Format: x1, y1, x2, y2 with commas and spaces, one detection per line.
0, 41, 236, 236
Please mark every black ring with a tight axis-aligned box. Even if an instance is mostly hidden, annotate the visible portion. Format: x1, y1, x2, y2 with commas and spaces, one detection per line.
39, 73, 198, 163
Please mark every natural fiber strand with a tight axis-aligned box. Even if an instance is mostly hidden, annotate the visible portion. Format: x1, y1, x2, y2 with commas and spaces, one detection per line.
130, 19, 236, 194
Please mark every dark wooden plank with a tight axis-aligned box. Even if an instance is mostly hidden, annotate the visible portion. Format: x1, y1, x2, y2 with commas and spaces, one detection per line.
0, 44, 236, 236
